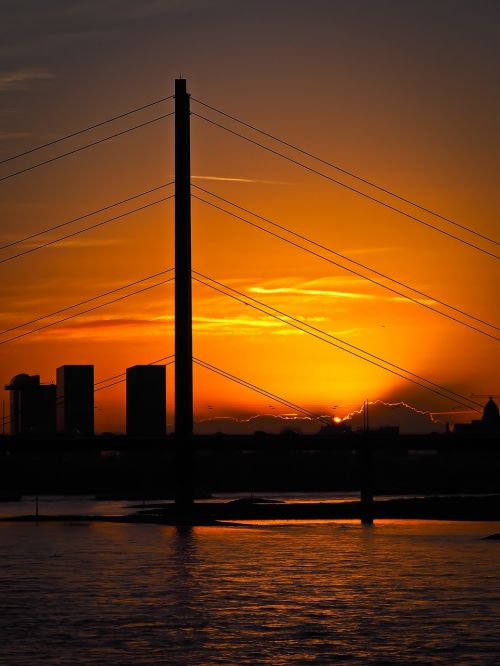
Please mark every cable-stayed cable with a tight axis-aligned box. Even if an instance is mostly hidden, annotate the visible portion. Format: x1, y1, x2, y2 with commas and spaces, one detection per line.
0, 269, 174, 336
2, 354, 175, 427
94, 354, 175, 386
192, 273, 481, 413
0, 96, 174, 166
2, 357, 176, 433
192, 97, 499, 247
192, 194, 500, 342
0, 112, 174, 184
192, 112, 499, 260
193, 185, 499, 334
0, 182, 174, 251
0, 276, 175, 346
2, 356, 316, 427
95, 357, 175, 393
0, 194, 174, 265
2, 356, 176, 438
193, 269, 482, 409
194, 357, 331, 425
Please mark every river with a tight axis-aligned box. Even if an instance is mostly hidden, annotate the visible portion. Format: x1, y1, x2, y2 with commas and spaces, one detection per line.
0, 503, 499, 664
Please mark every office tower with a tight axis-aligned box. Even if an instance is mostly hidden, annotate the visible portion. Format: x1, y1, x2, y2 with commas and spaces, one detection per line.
56, 365, 94, 436
126, 365, 166, 437
5, 374, 56, 436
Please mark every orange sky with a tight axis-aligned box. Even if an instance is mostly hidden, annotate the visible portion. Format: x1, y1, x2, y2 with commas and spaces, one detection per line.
0, 1, 498, 432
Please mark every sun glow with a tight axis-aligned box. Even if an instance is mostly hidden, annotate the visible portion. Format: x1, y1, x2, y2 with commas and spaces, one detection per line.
1, 39, 497, 433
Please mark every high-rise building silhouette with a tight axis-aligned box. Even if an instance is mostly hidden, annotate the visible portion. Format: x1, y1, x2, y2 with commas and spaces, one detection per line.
56, 365, 94, 436
5, 373, 56, 436
126, 365, 166, 437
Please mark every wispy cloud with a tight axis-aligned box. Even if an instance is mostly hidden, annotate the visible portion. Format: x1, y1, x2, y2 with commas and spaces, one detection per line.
21, 313, 286, 341
22, 309, 337, 341
249, 286, 374, 300
59, 318, 154, 330
339, 246, 401, 256
389, 296, 435, 305
248, 280, 435, 306
0, 131, 29, 140
0, 67, 54, 92
158, 314, 286, 336
157, 312, 332, 333
301, 276, 371, 288
268, 325, 363, 337
19, 317, 165, 342
14, 237, 125, 250
192, 175, 289, 185
47, 237, 125, 249
193, 315, 281, 329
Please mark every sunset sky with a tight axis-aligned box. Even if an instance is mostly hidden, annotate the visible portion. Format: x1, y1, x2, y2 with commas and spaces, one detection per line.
0, 0, 498, 433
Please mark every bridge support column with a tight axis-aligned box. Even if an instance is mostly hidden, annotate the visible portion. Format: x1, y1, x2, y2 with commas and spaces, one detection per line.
174, 78, 194, 513
360, 442, 374, 525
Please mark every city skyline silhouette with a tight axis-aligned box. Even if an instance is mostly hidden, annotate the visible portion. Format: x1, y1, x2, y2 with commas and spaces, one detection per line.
1, 4, 499, 665
5, 362, 499, 436
1, 4, 498, 436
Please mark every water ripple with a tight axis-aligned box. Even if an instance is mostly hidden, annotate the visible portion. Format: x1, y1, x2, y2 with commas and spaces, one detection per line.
0, 520, 499, 664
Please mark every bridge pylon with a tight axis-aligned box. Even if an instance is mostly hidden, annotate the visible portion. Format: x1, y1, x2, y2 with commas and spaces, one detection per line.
174, 78, 194, 512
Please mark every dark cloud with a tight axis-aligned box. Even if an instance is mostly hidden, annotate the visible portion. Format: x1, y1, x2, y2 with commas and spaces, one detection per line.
53, 317, 158, 331
343, 401, 445, 435
195, 402, 445, 435
195, 414, 323, 436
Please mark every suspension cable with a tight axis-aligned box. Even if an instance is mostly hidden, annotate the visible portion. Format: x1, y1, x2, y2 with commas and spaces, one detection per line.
193, 269, 482, 410
0, 182, 174, 251
94, 354, 175, 386
192, 194, 499, 342
0, 95, 174, 166
0, 194, 174, 265
194, 357, 331, 425
192, 273, 481, 413
0, 112, 174, 184
192, 97, 498, 247
95, 358, 175, 392
192, 184, 499, 333
1, 269, 174, 336
192, 112, 499, 260
0, 276, 175, 346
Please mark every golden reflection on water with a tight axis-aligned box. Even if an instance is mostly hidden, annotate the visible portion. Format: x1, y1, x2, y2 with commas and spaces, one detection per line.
0, 520, 499, 664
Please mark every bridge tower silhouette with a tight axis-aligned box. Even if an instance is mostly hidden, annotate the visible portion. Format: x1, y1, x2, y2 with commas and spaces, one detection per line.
174, 78, 194, 511
0, 75, 495, 516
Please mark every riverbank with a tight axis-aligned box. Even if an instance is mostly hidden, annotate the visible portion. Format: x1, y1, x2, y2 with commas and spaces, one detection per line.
2, 494, 500, 524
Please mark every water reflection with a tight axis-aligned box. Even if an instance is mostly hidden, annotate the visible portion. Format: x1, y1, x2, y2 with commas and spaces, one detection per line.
0, 521, 499, 664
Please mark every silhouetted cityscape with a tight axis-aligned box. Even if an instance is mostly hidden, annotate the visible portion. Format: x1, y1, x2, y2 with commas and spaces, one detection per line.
2, 5, 500, 666
5, 363, 167, 438
4, 363, 499, 438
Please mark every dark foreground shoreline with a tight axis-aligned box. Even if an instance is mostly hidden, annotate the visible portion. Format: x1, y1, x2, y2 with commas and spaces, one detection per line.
2, 494, 500, 525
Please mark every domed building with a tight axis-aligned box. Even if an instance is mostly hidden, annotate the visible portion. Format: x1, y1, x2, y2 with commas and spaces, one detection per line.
454, 397, 500, 436
4, 373, 56, 436
483, 397, 500, 426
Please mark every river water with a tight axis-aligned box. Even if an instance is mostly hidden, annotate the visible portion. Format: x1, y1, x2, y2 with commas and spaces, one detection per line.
1, 508, 499, 665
